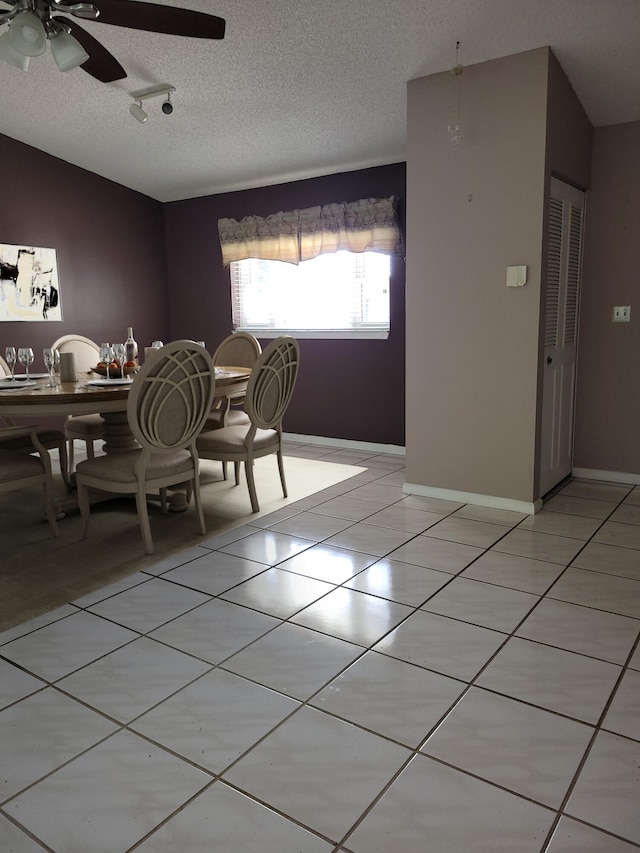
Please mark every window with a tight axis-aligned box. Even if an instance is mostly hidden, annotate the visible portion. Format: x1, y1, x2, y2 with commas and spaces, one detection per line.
219, 195, 401, 339
230, 250, 390, 339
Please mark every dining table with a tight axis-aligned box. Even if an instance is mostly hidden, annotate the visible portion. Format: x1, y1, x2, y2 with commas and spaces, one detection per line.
0, 365, 252, 515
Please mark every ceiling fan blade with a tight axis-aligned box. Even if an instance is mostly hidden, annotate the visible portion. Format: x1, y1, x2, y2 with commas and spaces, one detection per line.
0, 0, 18, 25
52, 16, 126, 81
88, 0, 225, 39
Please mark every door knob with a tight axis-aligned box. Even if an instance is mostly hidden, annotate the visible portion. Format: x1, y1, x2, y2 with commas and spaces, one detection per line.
547, 355, 553, 365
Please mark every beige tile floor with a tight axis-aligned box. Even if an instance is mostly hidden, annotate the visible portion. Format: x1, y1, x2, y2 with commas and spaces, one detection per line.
1, 441, 639, 852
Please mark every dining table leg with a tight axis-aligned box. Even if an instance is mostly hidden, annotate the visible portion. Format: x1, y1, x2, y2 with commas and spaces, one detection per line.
100, 410, 139, 454
100, 410, 188, 511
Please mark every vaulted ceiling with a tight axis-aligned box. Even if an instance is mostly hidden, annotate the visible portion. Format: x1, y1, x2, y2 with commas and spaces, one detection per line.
1, 0, 638, 202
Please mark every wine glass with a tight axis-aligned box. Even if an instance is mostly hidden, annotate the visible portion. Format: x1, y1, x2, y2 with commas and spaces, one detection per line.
100, 343, 114, 380
5, 346, 17, 381
113, 343, 126, 377
43, 347, 57, 387
18, 347, 34, 380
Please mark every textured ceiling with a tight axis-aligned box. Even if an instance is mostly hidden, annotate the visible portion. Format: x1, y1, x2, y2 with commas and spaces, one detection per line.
0, 0, 638, 202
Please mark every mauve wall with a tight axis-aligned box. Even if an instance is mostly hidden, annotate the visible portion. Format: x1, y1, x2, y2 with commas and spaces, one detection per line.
405, 47, 593, 506
0, 134, 169, 365
544, 52, 592, 190
536, 50, 592, 483
406, 49, 549, 504
573, 121, 640, 477
163, 164, 406, 447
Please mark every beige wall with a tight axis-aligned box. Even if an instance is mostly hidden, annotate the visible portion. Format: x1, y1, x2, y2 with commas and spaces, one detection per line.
405, 47, 592, 508
406, 49, 549, 507
574, 121, 640, 477
544, 52, 592, 189
535, 51, 592, 484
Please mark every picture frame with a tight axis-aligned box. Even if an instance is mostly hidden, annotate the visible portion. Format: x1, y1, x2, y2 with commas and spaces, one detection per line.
0, 243, 63, 321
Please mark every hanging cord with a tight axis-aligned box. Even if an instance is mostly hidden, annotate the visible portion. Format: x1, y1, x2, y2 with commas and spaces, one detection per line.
448, 41, 463, 144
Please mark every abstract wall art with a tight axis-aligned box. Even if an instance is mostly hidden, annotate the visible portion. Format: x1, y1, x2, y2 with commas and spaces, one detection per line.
0, 243, 62, 321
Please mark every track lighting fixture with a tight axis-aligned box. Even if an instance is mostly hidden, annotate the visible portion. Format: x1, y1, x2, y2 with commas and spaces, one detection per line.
129, 85, 176, 123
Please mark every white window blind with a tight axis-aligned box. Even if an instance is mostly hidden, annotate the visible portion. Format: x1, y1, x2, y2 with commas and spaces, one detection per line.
230, 251, 390, 339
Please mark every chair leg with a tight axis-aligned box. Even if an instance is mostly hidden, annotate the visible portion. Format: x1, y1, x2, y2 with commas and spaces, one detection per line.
77, 480, 91, 540
67, 438, 75, 474
192, 475, 206, 535
234, 461, 240, 485
135, 485, 154, 554
277, 447, 288, 498
86, 439, 95, 461
160, 487, 168, 513
244, 458, 260, 513
42, 482, 59, 538
58, 441, 71, 490
222, 461, 228, 480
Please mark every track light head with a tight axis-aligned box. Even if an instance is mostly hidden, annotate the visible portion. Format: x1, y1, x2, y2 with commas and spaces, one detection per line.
129, 101, 148, 123
161, 96, 173, 115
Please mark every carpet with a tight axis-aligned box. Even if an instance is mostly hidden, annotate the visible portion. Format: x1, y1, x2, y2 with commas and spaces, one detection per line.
0, 455, 360, 632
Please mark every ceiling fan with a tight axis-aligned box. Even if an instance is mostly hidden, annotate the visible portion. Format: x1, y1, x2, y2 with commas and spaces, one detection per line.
0, 0, 225, 80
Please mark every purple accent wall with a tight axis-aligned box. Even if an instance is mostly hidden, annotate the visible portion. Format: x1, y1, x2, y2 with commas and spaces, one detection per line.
0, 134, 170, 364
164, 163, 406, 447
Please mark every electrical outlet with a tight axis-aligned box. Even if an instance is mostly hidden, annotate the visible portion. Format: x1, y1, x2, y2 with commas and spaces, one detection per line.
612, 306, 631, 323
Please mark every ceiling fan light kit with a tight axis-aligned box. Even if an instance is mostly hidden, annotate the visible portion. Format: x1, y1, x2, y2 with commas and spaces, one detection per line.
8, 10, 46, 56
0, 30, 30, 70
0, 0, 225, 79
49, 28, 89, 71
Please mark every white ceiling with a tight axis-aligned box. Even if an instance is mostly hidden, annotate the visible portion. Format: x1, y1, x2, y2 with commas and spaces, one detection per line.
1, 0, 639, 202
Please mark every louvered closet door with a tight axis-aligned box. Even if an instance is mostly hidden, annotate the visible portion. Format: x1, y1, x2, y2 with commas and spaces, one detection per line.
539, 177, 585, 496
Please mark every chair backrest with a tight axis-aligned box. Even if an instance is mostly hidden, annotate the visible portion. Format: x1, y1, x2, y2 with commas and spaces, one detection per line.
127, 340, 215, 453
213, 332, 261, 368
51, 334, 100, 373
0, 358, 14, 425
245, 336, 300, 431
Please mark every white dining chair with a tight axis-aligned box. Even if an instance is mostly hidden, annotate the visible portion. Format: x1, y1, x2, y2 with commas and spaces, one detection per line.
51, 334, 103, 473
0, 426, 59, 537
203, 331, 261, 480
75, 340, 216, 554
0, 355, 70, 488
196, 336, 300, 513
204, 331, 261, 430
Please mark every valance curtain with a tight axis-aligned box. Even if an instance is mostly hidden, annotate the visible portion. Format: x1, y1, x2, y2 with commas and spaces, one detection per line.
218, 196, 402, 266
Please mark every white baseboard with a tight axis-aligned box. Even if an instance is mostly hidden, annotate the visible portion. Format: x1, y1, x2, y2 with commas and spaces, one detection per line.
403, 481, 542, 515
572, 467, 640, 486
283, 433, 405, 457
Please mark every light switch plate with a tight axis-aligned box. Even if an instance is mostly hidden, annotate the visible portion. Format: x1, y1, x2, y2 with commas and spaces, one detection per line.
506, 265, 527, 287
612, 306, 631, 322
